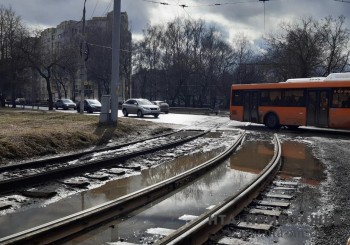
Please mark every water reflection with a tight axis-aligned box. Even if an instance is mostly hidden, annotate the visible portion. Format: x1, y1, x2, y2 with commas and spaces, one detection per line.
279, 141, 326, 184
64, 158, 259, 245
229, 140, 325, 184
229, 140, 274, 173
0, 148, 223, 238
63, 141, 276, 244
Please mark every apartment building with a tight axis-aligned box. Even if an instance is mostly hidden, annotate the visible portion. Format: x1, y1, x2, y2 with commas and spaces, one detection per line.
38, 11, 132, 103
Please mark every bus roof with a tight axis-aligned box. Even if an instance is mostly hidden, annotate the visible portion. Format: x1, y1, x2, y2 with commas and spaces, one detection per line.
232, 72, 350, 90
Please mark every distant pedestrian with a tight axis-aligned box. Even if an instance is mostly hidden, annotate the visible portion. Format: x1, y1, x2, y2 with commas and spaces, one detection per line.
0, 94, 4, 107
214, 102, 219, 115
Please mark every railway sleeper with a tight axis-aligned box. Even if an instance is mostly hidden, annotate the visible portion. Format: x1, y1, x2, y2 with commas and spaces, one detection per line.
263, 193, 293, 199
218, 176, 300, 243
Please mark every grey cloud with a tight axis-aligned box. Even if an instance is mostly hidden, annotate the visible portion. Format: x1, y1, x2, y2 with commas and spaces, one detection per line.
1, 0, 349, 39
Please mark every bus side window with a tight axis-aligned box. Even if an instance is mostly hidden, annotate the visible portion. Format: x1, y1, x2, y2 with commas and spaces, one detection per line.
273, 96, 281, 105
285, 89, 304, 107
342, 96, 350, 108
260, 91, 269, 106
232, 90, 243, 106
333, 89, 350, 108
270, 90, 282, 106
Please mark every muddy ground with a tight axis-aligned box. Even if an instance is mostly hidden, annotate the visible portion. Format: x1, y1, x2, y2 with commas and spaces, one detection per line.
310, 135, 350, 245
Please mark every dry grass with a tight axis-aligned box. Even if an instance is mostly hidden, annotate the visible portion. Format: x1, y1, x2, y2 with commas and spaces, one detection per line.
0, 108, 172, 165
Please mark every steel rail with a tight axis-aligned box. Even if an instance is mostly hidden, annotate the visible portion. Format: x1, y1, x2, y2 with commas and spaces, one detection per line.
157, 133, 282, 245
0, 130, 205, 195
0, 129, 180, 172
0, 116, 221, 173
0, 132, 246, 245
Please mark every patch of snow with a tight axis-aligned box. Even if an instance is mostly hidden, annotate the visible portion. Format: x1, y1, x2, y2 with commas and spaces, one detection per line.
178, 214, 198, 221
146, 227, 175, 236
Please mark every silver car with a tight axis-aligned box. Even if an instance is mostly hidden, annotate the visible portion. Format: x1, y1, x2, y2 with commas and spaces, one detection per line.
122, 98, 160, 118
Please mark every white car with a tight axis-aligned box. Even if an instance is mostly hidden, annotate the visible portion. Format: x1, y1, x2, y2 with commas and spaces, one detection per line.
122, 98, 160, 118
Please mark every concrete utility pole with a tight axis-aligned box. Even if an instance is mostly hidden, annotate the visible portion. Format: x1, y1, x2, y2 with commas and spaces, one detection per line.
110, 0, 121, 124
79, 0, 88, 114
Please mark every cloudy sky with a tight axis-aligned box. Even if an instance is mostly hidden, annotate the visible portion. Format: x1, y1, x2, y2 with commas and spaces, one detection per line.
1, 0, 350, 42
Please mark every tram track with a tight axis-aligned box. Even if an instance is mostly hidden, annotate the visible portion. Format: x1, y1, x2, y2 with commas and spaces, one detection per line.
0, 116, 229, 196
0, 130, 245, 245
155, 134, 282, 245
0, 129, 180, 173
0, 129, 209, 195
0, 115, 222, 174
0, 118, 280, 244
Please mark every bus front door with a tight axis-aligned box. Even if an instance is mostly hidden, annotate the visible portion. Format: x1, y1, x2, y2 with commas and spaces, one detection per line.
243, 92, 259, 123
306, 90, 329, 127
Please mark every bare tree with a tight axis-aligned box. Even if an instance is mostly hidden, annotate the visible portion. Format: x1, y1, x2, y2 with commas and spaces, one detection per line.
265, 17, 324, 80
132, 18, 245, 108
0, 5, 27, 107
132, 24, 163, 100
319, 16, 350, 75
19, 30, 72, 110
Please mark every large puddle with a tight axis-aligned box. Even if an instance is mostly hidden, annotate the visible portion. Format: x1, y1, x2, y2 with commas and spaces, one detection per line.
0, 146, 225, 238
279, 140, 326, 184
226, 139, 326, 245
253, 140, 326, 245
0, 137, 325, 243
230, 139, 325, 183
61, 140, 274, 244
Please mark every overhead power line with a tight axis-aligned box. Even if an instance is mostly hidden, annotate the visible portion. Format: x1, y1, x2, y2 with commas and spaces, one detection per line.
142, 0, 261, 8
334, 0, 350, 2
90, 0, 100, 18
87, 42, 131, 53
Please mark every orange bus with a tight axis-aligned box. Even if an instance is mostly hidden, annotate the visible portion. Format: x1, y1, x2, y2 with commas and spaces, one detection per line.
230, 73, 350, 129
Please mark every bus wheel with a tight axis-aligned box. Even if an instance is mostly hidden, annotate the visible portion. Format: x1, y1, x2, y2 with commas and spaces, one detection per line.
265, 113, 280, 129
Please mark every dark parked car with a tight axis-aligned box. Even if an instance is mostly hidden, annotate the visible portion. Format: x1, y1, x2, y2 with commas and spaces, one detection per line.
152, 101, 169, 114
55, 99, 76, 110
15, 98, 26, 105
122, 98, 160, 118
76, 99, 102, 113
